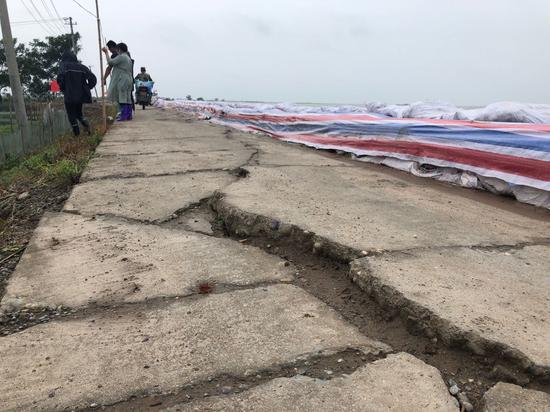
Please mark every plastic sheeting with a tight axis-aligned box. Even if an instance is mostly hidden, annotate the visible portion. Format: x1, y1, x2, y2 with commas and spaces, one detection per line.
155, 99, 550, 209
366, 101, 550, 123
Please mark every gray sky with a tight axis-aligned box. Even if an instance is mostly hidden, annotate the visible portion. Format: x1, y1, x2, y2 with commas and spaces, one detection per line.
6, 0, 550, 105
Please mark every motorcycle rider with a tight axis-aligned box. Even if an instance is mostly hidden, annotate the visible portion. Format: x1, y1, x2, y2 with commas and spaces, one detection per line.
135, 67, 153, 82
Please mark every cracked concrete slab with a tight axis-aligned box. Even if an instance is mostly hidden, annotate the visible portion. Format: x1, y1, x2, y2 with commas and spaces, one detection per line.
251, 138, 353, 167
220, 165, 550, 252
351, 245, 550, 372
82, 129, 254, 181
97, 134, 251, 156
0, 285, 387, 411
81, 148, 253, 181
480, 383, 550, 412
1, 213, 295, 311
64, 172, 235, 221
167, 353, 457, 412
102, 122, 230, 143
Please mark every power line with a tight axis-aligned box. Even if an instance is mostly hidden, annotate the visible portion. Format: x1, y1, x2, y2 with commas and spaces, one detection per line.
20, 0, 51, 34
11, 18, 64, 26
39, 0, 65, 32
48, 0, 66, 31
20, 0, 56, 35
39, 0, 55, 19
28, 0, 58, 33
71, 0, 97, 18
28, 0, 61, 34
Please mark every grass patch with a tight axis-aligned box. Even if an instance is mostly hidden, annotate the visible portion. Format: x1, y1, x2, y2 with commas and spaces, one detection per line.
0, 132, 103, 188
0, 124, 15, 135
0, 103, 114, 189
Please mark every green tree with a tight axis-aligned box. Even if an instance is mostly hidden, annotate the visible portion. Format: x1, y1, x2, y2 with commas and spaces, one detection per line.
0, 33, 81, 98
23, 33, 81, 97
0, 38, 29, 92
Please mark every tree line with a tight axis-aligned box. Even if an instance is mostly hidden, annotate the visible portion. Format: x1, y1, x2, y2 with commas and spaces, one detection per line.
0, 33, 80, 99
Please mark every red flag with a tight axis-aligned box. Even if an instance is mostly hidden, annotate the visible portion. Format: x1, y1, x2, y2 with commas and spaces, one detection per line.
50, 79, 60, 93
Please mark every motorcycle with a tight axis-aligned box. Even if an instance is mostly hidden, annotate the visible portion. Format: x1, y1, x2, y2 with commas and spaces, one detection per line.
135, 80, 154, 110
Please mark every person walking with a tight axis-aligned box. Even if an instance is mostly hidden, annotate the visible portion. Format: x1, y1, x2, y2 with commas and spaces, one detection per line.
102, 42, 133, 121
57, 51, 97, 136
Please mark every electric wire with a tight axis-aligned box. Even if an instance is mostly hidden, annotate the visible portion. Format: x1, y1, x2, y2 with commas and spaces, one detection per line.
39, 0, 65, 32
20, 0, 56, 35
48, 0, 67, 32
12, 18, 64, 26
71, 0, 97, 18
28, 0, 61, 34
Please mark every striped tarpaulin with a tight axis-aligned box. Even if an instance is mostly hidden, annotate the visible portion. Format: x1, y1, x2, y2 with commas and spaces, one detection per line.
156, 100, 550, 192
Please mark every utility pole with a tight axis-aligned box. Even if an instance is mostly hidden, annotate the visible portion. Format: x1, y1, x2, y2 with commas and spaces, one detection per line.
95, 0, 106, 132
64, 17, 77, 55
0, 0, 30, 153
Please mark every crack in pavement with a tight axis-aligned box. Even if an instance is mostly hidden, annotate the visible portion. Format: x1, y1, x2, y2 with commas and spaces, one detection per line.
102, 135, 226, 142
155, 198, 213, 225
96, 149, 208, 157
242, 148, 259, 167
212, 193, 550, 259
211, 193, 364, 262
210, 195, 550, 386
364, 239, 550, 258
255, 164, 356, 168
64, 196, 222, 230
349, 260, 550, 382
78, 348, 388, 411
81, 167, 248, 182
0, 280, 292, 336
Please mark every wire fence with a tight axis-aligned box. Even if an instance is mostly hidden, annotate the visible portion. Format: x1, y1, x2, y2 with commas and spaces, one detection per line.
0, 98, 72, 165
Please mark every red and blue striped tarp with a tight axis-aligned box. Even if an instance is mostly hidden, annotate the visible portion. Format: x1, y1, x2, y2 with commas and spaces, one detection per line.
156, 100, 550, 193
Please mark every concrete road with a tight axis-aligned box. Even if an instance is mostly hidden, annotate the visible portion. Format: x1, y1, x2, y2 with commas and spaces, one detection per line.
1, 108, 549, 411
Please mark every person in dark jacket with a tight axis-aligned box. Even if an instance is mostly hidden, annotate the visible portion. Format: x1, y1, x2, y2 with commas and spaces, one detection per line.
57, 51, 97, 136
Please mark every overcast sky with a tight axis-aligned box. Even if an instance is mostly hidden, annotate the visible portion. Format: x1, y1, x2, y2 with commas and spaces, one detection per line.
6, 0, 550, 105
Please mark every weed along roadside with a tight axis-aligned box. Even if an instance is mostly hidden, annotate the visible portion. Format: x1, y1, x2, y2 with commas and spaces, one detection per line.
0, 103, 115, 298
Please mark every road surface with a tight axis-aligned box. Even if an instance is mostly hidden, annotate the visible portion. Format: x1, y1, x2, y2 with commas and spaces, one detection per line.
1, 108, 549, 411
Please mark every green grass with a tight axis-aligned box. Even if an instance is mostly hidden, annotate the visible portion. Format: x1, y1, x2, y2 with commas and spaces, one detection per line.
0, 124, 15, 135
0, 132, 103, 188
0, 103, 115, 189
